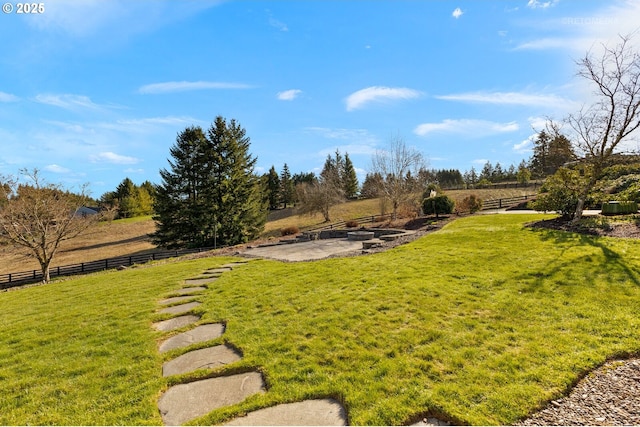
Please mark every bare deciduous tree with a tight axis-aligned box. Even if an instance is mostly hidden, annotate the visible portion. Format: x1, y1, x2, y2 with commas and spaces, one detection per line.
0, 170, 98, 283
295, 178, 345, 222
371, 136, 426, 219
565, 33, 640, 223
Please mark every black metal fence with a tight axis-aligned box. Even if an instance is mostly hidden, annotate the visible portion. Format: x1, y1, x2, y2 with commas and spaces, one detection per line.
0, 247, 215, 290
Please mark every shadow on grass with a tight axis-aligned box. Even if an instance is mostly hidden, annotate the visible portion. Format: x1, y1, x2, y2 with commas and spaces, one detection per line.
526, 226, 640, 288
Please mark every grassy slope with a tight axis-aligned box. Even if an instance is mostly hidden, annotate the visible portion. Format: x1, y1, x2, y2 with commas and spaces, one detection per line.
2, 214, 639, 425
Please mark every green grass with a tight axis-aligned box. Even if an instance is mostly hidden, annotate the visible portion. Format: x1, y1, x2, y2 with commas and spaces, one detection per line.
2, 214, 640, 425
0, 256, 241, 425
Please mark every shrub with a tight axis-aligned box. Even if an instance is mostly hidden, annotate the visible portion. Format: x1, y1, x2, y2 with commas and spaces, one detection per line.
422, 195, 455, 216
281, 226, 300, 236
459, 194, 483, 213
601, 201, 639, 215
530, 167, 582, 219
345, 220, 359, 228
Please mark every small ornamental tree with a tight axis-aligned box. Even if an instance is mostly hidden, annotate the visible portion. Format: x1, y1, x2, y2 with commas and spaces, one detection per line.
0, 169, 98, 283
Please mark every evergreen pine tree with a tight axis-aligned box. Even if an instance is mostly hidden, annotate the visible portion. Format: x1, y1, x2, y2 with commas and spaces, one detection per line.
266, 165, 281, 209
279, 163, 294, 207
342, 153, 359, 198
153, 126, 211, 248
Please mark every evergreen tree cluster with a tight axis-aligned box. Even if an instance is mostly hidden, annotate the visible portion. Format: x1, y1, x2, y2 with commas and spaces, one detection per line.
263, 149, 359, 210
152, 117, 267, 249
99, 178, 155, 219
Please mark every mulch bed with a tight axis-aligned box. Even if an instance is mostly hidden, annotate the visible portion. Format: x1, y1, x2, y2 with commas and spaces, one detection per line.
528, 216, 640, 238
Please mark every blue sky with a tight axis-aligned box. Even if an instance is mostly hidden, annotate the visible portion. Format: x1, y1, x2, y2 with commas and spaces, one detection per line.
1, 0, 639, 197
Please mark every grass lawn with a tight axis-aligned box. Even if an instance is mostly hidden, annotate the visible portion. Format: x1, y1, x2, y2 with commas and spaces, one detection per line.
2, 214, 640, 425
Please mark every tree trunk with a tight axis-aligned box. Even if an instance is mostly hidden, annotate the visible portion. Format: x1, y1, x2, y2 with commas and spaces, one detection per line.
572, 197, 586, 224
40, 259, 51, 283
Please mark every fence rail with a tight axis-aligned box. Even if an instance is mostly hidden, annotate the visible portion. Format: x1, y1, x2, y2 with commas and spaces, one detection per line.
0, 247, 216, 290
480, 194, 536, 210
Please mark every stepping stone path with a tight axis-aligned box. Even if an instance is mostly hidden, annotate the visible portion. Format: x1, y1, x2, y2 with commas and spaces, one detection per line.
184, 277, 219, 286
159, 296, 196, 305
222, 399, 347, 426
154, 259, 347, 425
162, 345, 241, 377
159, 323, 225, 353
173, 286, 206, 295
157, 301, 201, 315
153, 314, 200, 332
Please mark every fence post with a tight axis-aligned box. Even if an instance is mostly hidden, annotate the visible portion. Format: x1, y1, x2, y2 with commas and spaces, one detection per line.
8, 274, 11, 283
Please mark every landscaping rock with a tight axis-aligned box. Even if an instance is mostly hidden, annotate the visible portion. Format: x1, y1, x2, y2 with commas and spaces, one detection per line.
162, 345, 241, 377
157, 301, 201, 315
159, 323, 225, 353
222, 399, 348, 426
158, 372, 265, 425
174, 286, 206, 295
518, 359, 640, 425
153, 315, 200, 332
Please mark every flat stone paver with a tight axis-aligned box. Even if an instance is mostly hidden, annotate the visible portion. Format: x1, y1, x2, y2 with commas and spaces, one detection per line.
185, 277, 219, 285
159, 296, 197, 305
158, 301, 201, 315
204, 267, 232, 274
222, 399, 348, 426
159, 323, 226, 353
174, 286, 206, 295
153, 315, 200, 332
162, 345, 241, 377
158, 372, 265, 425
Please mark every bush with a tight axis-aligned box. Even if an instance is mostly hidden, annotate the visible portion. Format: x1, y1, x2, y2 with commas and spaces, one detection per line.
345, 220, 359, 228
530, 168, 582, 219
601, 201, 639, 215
281, 226, 300, 236
458, 194, 483, 213
422, 195, 455, 216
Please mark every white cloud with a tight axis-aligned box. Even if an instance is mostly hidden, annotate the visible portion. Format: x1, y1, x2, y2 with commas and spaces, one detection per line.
516, 2, 640, 52
305, 127, 379, 144
277, 89, 302, 101
414, 119, 519, 137
527, 0, 559, 9
452, 7, 463, 19
44, 164, 71, 174
138, 81, 253, 94
345, 86, 422, 111
0, 92, 19, 102
90, 152, 140, 165
436, 91, 575, 107
267, 12, 289, 32
34, 94, 104, 110
26, 0, 223, 38
513, 138, 535, 154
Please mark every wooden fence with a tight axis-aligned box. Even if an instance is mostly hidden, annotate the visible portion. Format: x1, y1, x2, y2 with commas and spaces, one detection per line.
0, 247, 215, 290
